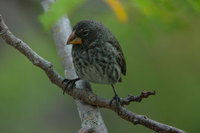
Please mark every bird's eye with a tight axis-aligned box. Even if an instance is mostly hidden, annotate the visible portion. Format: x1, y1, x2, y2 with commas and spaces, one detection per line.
82, 30, 89, 36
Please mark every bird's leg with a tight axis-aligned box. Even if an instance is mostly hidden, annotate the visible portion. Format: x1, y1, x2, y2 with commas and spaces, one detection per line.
110, 84, 121, 107
62, 78, 80, 94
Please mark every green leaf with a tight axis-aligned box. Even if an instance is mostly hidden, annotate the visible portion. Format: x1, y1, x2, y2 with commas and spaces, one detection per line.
39, 0, 84, 31
187, 0, 200, 12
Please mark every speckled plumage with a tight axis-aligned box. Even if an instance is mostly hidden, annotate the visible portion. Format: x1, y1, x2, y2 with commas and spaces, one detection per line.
71, 20, 126, 85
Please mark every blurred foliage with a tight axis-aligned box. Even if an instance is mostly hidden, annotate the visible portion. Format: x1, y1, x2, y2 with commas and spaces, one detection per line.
39, 0, 84, 30
104, 0, 128, 22
40, 0, 200, 34
187, 0, 200, 12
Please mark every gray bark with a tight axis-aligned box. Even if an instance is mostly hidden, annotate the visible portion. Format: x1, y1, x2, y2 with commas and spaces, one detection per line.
40, 0, 108, 132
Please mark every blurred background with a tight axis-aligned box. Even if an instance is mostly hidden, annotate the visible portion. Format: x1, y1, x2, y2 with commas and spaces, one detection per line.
0, 0, 200, 132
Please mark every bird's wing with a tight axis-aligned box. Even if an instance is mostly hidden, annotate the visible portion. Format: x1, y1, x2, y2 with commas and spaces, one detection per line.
107, 38, 126, 76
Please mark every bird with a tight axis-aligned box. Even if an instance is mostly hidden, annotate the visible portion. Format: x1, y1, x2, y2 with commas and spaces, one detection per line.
63, 20, 126, 106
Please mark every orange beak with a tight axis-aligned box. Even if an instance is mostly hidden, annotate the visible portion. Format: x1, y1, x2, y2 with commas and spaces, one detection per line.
67, 31, 82, 45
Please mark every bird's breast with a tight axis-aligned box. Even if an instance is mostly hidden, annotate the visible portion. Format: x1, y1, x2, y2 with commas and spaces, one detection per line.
72, 45, 121, 84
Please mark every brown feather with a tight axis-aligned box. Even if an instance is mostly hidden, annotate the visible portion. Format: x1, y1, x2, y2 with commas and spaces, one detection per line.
108, 38, 126, 76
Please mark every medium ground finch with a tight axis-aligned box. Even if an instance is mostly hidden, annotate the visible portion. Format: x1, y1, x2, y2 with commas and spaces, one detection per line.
64, 20, 126, 106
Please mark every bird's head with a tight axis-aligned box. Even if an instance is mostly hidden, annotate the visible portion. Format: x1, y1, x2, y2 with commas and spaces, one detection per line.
66, 20, 109, 46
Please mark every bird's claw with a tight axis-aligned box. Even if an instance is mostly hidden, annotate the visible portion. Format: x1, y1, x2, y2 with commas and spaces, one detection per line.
109, 94, 121, 108
62, 78, 80, 94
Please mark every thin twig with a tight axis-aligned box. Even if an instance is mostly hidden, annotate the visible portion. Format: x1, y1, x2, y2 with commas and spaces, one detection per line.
0, 15, 186, 133
121, 90, 156, 105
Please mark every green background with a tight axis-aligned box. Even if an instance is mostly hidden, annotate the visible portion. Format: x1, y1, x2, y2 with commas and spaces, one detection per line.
0, 0, 200, 133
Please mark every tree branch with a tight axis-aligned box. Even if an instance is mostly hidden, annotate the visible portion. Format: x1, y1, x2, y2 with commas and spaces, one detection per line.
121, 90, 155, 105
0, 14, 186, 133
40, 0, 108, 132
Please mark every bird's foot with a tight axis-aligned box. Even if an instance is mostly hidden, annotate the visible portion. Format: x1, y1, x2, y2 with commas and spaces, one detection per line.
62, 78, 80, 94
109, 94, 121, 108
